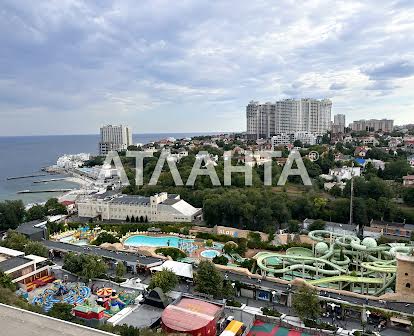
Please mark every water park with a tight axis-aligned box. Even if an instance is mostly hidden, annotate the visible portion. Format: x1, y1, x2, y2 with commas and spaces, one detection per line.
254, 230, 414, 296
25, 279, 139, 322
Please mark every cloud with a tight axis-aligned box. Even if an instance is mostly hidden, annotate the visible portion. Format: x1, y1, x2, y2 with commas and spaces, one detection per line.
330, 83, 347, 90
362, 59, 414, 80
0, 0, 414, 135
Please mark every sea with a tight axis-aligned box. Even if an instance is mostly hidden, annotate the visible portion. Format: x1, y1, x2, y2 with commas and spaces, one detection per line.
0, 133, 215, 204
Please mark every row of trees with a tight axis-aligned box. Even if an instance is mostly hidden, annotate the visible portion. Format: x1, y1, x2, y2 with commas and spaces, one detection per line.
0, 198, 67, 232
63, 252, 108, 280
1, 231, 48, 257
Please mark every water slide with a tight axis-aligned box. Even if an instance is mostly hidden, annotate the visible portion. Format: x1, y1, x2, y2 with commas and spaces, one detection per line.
253, 229, 411, 295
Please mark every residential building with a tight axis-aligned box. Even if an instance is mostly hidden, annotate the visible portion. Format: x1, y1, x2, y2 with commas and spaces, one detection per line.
0, 246, 50, 286
246, 98, 332, 139
403, 175, 414, 187
99, 124, 133, 155
77, 192, 202, 222
371, 219, 414, 239
407, 155, 414, 168
326, 166, 361, 181
332, 114, 346, 134
349, 119, 394, 132
271, 131, 316, 149
293, 131, 317, 145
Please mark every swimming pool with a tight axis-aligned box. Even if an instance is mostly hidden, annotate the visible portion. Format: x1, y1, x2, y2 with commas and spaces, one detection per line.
123, 235, 194, 248
59, 236, 88, 246
201, 249, 221, 259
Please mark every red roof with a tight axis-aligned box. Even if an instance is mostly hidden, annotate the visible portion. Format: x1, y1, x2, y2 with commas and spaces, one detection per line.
60, 200, 75, 206
162, 298, 221, 332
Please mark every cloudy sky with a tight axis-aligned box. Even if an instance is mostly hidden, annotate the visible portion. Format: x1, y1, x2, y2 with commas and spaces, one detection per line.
1, 0, 414, 136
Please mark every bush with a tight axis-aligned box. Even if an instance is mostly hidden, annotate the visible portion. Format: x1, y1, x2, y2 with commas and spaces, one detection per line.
304, 319, 337, 331
91, 232, 120, 245
155, 247, 186, 260
226, 298, 242, 307
261, 307, 281, 317
212, 255, 228, 265
308, 219, 326, 231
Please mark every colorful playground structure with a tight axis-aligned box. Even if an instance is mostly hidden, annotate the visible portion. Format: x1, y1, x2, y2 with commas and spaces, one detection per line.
254, 230, 414, 295
32, 280, 91, 312
95, 287, 137, 317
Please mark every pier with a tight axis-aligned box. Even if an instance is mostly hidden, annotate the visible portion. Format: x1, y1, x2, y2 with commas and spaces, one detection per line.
33, 178, 67, 184
17, 189, 72, 194
6, 174, 47, 180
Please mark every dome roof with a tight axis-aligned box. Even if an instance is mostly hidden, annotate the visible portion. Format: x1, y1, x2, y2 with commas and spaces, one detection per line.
315, 242, 329, 254
361, 237, 377, 249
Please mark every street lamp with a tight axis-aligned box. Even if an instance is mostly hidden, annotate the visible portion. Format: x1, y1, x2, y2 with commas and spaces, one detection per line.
271, 290, 276, 311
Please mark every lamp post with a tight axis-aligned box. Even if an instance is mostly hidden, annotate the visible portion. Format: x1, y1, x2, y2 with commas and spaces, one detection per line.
271, 290, 276, 311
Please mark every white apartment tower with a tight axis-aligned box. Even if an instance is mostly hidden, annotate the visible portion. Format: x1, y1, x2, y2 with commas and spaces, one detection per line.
99, 125, 133, 155
349, 119, 394, 132
246, 98, 332, 139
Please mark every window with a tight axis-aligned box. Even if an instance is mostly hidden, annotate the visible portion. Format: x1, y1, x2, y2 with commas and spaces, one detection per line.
405, 273, 409, 276
406, 283, 411, 289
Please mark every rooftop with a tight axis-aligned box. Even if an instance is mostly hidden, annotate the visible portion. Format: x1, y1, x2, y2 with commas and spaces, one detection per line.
0, 255, 33, 273
0, 304, 115, 336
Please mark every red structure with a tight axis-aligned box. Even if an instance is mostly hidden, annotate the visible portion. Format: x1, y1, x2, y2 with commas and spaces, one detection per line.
161, 298, 222, 336
72, 305, 105, 320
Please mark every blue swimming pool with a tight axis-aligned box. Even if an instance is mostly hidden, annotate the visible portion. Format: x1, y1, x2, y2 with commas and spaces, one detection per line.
201, 249, 221, 259
123, 235, 194, 248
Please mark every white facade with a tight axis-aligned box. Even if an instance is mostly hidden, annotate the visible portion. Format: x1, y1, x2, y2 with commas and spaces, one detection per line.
77, 192, 202, 223
328, 166, 361, 181
99, 125, 133, 155
56, 153, 90, 169
247, 98, 331, 139
271, 131, 316, 149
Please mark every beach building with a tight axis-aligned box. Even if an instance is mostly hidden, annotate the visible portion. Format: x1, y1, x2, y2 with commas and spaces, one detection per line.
77, 192, 202, 222
0, 246, 50, 287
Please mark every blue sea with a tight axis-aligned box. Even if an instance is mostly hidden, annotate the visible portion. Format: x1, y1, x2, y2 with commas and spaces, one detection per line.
0, 133, 214, 204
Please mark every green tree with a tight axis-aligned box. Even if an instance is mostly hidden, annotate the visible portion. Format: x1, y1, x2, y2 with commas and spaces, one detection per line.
1, 231, 28, 251
0, 272, 16, 291
287, 220, 300, 233
212, 255, 229, 265
223, 241, 238, 254
48, 302, 74, 321
45, 198, 67, 215
24, 241, 48, 257
26, 205, 46, 221
308, 219, 326, 231
194, 260, 223, 297
403, 188, 414, 206
80, 256, 108, 280
0, 200, 25, 231
91, 232, 120, 245
154, 247, 186, 261
116, 262, 126, 278
383, 159, 412, 180
149, 268, 178, 293
292, 285, 321, 321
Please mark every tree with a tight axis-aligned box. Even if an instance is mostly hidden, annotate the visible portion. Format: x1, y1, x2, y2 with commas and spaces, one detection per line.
154, 247, 186, 261
293, 140, 303, 148
1, 231, 28, 251
91, 232, 120, 245
383, 159, 412, 180
292, 285, 321, 321
0, 272, 16, 291
48, 302, 74, 321
223, 241, 238, 255
45, 198, 67, 215
80, 256, 108, 280
24, 241, 48, 257
212, 255, 229, 265
194, 260, 223, 297
0, 200, 25, 231
403, 188, 414, 206
308, 219, 326, 231
26, 205, 46, 221
126, 215, 130, 222
287, 220, 300, 233
116, 262, 126, 278
149, 268, 178, 293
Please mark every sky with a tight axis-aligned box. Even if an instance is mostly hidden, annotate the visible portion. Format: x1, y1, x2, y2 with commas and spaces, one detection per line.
0, 0, 414, 136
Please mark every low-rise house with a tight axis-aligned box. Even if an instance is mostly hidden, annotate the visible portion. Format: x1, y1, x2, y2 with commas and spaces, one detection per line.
403, 175, 414, 187
354, 146, 370, 158
326, 166, 361, 181
364, 159, 385, 170
407, 155, 414, 168
370, 219, 414, 239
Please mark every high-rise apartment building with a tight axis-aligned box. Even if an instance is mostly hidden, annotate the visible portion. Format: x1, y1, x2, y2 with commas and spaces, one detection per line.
99, 125, 133, 155
332, 114, 346, 134
246, 98, 332, 139
349, 119, 394, 132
